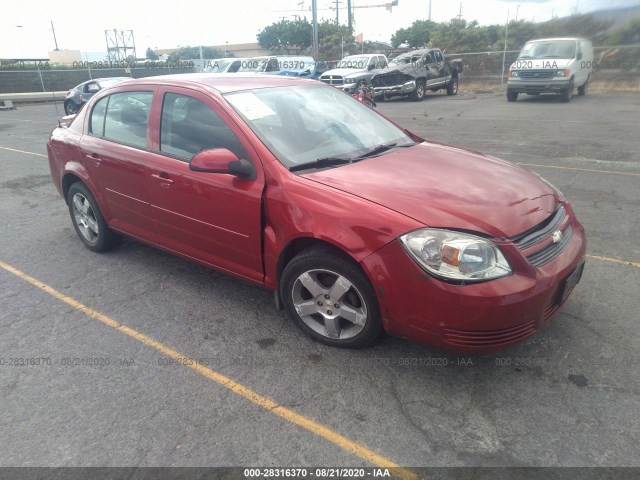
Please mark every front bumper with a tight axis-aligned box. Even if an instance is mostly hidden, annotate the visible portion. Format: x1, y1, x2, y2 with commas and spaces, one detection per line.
360, 208, 587, 352
336, 83, 358, 94
373, 80, 416, 96
507, 78, 571, 94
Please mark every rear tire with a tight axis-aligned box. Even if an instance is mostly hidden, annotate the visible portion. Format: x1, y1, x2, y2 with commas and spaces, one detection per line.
507, 90, 518, 102
67, 182, 121, 252
280, 247, 383, 348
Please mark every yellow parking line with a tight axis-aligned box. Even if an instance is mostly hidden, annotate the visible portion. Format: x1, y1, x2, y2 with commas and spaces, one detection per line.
0, 260, 416, 480
517, 162, 640, 177
0, 146, 47, 158
587, 254, 640, 269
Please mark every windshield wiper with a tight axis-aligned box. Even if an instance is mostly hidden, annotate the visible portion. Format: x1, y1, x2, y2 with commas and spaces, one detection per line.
289, 156, 353, 172
355, 143, 397, 159
355, 142, 415, 159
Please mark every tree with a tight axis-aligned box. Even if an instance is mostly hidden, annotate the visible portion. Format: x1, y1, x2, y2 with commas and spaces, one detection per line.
606, 17, 640, 45
318, 20, 356, 59
257, 19, 312, 54
168, 46, 226, 61
391, 20, 436, 48
146, 47, 158, 60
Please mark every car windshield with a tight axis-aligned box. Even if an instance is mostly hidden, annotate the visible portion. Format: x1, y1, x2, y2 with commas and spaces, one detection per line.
337, 56, 370, 69
519, 40, 577, 59
204, 59, 234, 73
390, 52, 422, 65
225, 85, 415, 171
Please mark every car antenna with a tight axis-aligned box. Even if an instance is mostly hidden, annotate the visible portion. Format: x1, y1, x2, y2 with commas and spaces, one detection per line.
50, 91, 61, 126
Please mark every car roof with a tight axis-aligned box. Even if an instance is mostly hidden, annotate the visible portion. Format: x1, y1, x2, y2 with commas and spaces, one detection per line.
526, 37, 587, 42
116, 73, 320, 94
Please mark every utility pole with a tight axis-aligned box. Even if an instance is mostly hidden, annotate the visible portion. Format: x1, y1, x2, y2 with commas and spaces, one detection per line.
456, 3, 463, 20
347, 0, 352, 33
51, 20, 59, 50
428, 0, 432, 21
312, 0, 318, 58
336, 0, 339, 23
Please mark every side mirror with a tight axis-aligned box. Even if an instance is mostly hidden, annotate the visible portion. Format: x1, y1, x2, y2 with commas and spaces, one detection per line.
189, 149, 256, 181
368, 64, 376, 71
576, 52, 583, 60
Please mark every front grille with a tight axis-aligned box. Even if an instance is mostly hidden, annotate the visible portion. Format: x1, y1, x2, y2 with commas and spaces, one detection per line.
320, 75, 344, 85
520, 70, 555, 79
442, 321, 537, 348
511, 205, 572, 267
527, 225, 573, 267
512, 205, 566, 249
372, 74, 406, 87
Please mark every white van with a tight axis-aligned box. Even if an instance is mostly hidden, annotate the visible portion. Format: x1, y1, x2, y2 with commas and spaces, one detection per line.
507, 37, 593, 102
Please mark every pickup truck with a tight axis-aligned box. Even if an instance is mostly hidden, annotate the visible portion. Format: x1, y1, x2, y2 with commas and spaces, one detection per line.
371, 48, 463, 101
319, 54, 389, 94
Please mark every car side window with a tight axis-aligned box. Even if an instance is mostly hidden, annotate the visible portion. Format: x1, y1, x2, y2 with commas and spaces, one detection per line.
89, 96, 109, 136
378, 56, 388, 68
160, 93, 247, 161
435, 51, 443, 63
103, 92, 153, 148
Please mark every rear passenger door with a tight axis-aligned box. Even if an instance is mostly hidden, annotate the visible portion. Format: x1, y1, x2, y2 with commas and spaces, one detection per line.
80, 89, 155, 237
144, 88, 265, 283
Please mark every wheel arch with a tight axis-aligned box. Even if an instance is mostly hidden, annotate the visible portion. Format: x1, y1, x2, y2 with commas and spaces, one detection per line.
276, 237, 358, 287
62, 173, 83, 203
273, 237, 368, 309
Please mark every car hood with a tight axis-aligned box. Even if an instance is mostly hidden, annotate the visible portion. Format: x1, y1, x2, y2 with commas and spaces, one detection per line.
322, 67, 366, 77
302, 143, 557, 238
371, 63, 422, 85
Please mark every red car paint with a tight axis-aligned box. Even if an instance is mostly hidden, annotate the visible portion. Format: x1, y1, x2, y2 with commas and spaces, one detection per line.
48, 74, 586, 351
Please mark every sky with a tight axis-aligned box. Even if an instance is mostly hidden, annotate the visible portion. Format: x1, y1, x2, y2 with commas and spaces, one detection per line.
1, 0, 638, 59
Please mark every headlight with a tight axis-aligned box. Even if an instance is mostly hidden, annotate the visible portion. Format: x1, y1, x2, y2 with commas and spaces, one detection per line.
555, 69, 569, 77
399, 229, 512, 282
345, 78, 356, 84
510, 70, 519, 77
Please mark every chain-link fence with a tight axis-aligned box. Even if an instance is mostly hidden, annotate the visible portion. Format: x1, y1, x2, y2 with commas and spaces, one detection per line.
451, 44, 640, 85
0, 63, 196, 95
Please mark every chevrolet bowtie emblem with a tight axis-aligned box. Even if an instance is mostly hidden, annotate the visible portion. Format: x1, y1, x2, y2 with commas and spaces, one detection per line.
552, 230, 563, 244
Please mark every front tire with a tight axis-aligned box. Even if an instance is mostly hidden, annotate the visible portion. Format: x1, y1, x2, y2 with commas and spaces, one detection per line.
280, 247, 382, 348
507, 90, 518, 102
561, 80, 574, 102
446, 76, 458, 95
67, 182, 121, 252
578, 75, 590, 96
410, 81, 425, 102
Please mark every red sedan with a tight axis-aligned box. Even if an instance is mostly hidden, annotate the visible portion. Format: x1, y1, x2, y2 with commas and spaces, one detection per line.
47, 74, 586, 351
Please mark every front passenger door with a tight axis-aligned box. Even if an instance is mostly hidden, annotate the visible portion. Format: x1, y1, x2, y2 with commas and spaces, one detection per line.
145, 90, 265, 283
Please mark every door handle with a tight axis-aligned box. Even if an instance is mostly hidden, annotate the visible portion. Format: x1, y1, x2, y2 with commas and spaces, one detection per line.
85, 153, 101, 166
151, 173, 174, 186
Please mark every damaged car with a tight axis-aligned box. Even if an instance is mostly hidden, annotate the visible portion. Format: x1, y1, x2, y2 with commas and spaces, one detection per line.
372, 48, 462, 101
